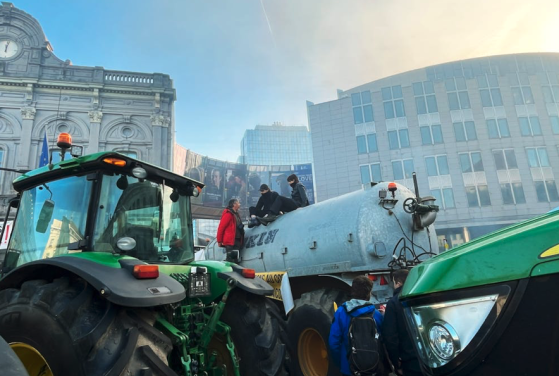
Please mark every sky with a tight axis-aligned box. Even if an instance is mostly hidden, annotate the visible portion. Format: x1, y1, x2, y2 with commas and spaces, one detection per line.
14, 0, 559, 162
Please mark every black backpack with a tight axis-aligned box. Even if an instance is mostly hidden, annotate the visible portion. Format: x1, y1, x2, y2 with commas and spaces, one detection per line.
347, 313, 381, 375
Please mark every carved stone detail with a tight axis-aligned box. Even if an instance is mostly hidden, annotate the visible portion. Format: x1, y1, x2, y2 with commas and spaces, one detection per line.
150, 114, 170, 127
21, 106, 36, 120
123, 115, 131, 123
88, 111, 103, 123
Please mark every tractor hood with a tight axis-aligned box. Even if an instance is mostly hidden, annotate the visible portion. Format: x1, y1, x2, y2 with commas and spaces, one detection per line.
401, 210, 559, 298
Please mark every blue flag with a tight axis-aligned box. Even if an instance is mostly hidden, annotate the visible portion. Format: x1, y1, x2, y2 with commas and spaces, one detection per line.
39, 133, 49, 167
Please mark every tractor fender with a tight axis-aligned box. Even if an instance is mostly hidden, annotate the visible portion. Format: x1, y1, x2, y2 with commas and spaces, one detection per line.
0, 257, 186, 307
217, 271, 274, 296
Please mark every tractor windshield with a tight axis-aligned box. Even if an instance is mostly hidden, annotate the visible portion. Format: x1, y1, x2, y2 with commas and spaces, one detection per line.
7, 175, 92, 267
93, 173, 195, 263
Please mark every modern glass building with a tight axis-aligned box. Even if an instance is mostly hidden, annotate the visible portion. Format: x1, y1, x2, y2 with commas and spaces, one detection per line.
307, 53, 559, 250
239, 122, 312, 165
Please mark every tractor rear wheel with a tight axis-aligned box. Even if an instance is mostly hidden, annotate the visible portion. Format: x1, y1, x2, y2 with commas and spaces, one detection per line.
0, 276, 177, 376
287, 289, 347, 376
208, 289, 287, 376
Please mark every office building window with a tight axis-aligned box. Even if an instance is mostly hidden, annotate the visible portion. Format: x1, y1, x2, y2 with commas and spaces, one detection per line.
459, 152, 491, 207
367, 133, 378, 153
478, 74, 503, 107
453, 121, 477, 141
392, 159, 414, 180
356, 133, 378, 154
493, 149, 526, 205
382, 85, 405, 119
542, 85, 559, 103
352, 90, 374, 124
445, 77, 471, 110
425, 155, 454, 209
518, 116, 542, 136
420, 124, 443, 145
526, 147, 559, 202
388, 129, 410, 150
486, 118, 510, 139
510, 72, 535, 105
413, 81, 438, 115
360, 163, 382, 184
549, 116, 559, 134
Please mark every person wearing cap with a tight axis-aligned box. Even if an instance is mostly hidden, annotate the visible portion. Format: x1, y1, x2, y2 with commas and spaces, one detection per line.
248, 184, 279, 228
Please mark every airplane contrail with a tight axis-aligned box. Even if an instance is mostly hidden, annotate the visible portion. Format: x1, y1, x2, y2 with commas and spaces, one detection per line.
260, 0, 277, 48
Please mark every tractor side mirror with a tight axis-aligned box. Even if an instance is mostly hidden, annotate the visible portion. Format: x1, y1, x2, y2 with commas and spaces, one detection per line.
36, 199, 55, 233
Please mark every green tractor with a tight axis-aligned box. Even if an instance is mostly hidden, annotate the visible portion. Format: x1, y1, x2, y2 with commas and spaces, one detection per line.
400, 209, 559, 375
0, 150, 286, 376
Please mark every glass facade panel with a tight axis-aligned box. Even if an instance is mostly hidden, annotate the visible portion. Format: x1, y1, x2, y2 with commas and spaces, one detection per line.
493, 151, 506, 170
403, 159, 414, 178
491, 89, 503, 106
353, 107, 363, 124
388, 131, 399, 149
526, 148, 539, 167
437, 156, 449, 175
538, 148, 550, 167
361, 91, 372, 104
445, 79, 456, 91
498, 119, 510, 137
448, 92, 459, 110
460, 153, 472, 172
394, 99, 405, 117
465, 121, 477, 140
512, 87, 523, 105
542, 86, 554, 103
392, 85, 403, 98
513, 183, 526, 204
357, 136, 367, 154
426, 95, 438, 113
456, 77, 467, 90
530, 116, 542, 135
505, 149, 518, 169
501, 183, 514, 205
351, 93, 361, 106
458, 91, 471, 109
454, 122, 466, 141
367, 133, 378, 152
547, 181, 559, 201
519, 117, 531, 136
363, 105, 374, 122
360, 165, 371, 184
399, 129, 410, 148
466, 186, 479, 207
551, 116, 559, 134
480, 89, 492, 107
423, 81, 434, 94
431, 189, 443, 207
421, 126, 432, 145
471, 152, 484, 171
381, 87, 392, 100
487, 119, 499, 138
426, 157, 437, 176
478, 185, 491, 206
371, 164, 382, 182
432, 125, 443, 143
535, 181, 548, 202
384, 101, 395, 119
392, 161, 404, 180
416, 96, 427, 115
443, 188, 455, 208
413, 82, 423, 95
523, 87, 534, 104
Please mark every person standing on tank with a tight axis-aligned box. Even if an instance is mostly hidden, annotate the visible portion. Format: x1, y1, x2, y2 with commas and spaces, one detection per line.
258, 174, 309, 225
216, 199, 244, 262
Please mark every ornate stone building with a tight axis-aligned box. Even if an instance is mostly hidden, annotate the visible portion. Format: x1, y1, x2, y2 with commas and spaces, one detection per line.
0, 2, 176, 216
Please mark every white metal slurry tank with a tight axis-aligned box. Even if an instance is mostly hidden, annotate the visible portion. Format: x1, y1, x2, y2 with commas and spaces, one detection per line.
206, 181, 438, 283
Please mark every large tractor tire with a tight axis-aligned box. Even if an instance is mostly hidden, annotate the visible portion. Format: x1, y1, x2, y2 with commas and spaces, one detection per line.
209, 289, 287, 376
287, 289, 348, 376
0, 276, 177, 376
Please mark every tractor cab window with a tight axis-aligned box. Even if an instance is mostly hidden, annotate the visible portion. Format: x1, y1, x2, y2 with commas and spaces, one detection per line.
6, 176, 92, 268
93, 173, 194, 263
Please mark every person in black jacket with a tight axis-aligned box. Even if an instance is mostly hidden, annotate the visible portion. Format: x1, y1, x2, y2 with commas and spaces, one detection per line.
258, 174, 310, 225
248, 184, 278, 227
382, 269, 422, 376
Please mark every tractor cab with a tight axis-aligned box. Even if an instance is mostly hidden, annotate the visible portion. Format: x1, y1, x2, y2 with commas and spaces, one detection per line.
2, 144, 203, 275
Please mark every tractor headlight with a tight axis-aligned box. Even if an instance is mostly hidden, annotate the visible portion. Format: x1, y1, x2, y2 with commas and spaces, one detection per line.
403, 286, 510, 369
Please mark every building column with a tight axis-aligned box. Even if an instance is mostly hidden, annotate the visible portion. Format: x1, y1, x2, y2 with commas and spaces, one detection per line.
87, 111, 103, 154
150, 114, 170, 168
17, 106, 36, 169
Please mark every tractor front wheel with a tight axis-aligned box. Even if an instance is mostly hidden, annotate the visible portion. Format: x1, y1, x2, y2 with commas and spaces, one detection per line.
208, 289, 287, 376
0, 276, 177, 376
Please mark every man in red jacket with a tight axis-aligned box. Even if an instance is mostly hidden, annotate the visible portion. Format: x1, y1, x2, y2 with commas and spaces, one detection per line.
216, 198, 244, 262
